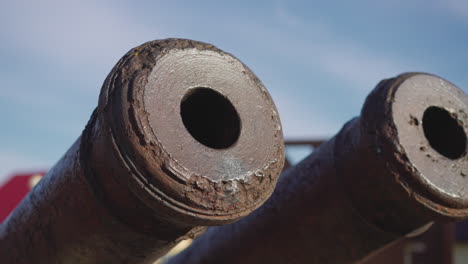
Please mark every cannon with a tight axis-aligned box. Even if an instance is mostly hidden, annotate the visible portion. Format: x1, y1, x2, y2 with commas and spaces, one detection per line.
167, 73, 468, 264
0, 39, 285, 264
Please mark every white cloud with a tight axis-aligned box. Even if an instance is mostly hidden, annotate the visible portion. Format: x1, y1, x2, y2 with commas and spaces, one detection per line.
443, 0, 468, 19
274, 1, 302, 27
0, 0, 161, 72
239, 5, 417, 92
361, 0, 468, 21
314, 43, 407, 91
0, 0, 164, 141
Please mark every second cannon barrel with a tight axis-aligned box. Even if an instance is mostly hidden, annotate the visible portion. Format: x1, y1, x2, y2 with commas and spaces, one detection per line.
168, 73, 468, 264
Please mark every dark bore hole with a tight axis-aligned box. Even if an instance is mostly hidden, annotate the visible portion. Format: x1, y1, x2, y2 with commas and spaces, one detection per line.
422, 106, 467, 159
180, 88, 241, 149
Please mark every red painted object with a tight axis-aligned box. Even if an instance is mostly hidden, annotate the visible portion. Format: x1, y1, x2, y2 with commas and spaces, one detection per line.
0, 173, 44, 222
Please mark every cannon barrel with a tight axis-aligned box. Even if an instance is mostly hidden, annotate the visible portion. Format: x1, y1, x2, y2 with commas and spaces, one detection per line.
168, 73, 468, 264
0, 39, 285, 264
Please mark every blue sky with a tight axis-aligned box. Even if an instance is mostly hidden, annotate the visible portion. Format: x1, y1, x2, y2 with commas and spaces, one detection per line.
1, 0, 468, 182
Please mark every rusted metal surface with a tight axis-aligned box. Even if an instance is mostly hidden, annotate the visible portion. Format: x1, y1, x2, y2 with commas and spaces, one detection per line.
0, 39, 285, 264
284, 141, 455, 264
167, 73, 468, 264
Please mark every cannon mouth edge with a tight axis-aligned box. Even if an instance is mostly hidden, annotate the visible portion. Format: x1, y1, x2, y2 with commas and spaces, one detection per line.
390, 73, 468, 211
98, 38, 285, 225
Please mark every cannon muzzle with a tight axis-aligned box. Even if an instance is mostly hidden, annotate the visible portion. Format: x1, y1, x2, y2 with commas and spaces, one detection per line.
0, 39, 285, 264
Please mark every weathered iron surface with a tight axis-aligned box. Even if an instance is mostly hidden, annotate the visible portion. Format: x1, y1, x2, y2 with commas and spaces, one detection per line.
167, 73, 468, 264
0, 39, 284, 264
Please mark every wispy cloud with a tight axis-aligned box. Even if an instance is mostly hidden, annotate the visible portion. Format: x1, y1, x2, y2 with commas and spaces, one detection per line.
315, 43, 407, 91
0, 0, 161, 72
274, 1, 302, 27
361, 0, 468, 21
0, 0, 164, 144
269, 4, 419, 90
442, 0, 468, 19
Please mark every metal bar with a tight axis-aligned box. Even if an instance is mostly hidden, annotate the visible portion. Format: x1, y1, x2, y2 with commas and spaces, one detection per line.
361, 223, 455, 264
0, 38, 285, 264
168, 73, 468, 264
283, 139, 325, 147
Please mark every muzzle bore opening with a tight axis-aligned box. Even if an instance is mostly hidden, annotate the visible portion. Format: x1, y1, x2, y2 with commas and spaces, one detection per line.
181, 87, 241, 149
422, 106, 467, 159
